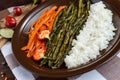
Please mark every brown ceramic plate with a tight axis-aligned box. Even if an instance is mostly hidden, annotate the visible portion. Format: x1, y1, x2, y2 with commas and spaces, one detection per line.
12, 0, 120, 78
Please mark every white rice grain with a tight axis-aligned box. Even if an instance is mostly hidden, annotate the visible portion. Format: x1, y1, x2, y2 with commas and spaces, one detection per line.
64, 1, 116, 69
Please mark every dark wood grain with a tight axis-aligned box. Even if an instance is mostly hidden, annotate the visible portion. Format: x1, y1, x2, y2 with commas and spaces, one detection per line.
0, 0, 32, 10
0, 0, 120, 80
0, 10, 9, 19
0, 51, 15, 80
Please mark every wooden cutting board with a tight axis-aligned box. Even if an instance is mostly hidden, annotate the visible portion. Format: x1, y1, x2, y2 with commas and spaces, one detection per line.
0, 4, 37, 48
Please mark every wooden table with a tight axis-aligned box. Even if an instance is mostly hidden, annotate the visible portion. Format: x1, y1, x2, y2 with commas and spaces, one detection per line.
0, 51, 15, 80
0, 8, 15, 80
0, 0, 120, 80
0, 0, 32, 10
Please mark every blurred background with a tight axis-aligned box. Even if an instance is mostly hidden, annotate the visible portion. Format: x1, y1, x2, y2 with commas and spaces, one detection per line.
0, 0, 33, 10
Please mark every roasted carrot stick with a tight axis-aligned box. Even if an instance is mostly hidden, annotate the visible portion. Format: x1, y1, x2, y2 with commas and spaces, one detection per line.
48, 6, 66, 31
26, 16, 49, 49
21, 5, 66, 60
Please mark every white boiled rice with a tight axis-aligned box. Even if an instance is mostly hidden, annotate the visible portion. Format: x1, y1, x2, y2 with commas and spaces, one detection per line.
64, 1, 116, 69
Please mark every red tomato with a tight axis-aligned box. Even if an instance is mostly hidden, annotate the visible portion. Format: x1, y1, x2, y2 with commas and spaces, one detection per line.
4, 16, 16, 28
13, 7, 22, 16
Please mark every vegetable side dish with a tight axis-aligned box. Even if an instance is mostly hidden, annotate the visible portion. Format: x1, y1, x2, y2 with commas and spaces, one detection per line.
21, 0, 116, 69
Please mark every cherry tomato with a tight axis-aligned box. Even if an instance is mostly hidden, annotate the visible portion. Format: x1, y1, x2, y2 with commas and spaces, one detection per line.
13, 7, 22, 16
4, 16, 16, 28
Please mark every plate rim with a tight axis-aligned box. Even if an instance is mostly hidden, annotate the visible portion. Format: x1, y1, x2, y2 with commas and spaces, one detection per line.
12, 0, 120, 78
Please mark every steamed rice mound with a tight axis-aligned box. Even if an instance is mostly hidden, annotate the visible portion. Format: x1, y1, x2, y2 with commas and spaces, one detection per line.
64, 1, 116, 69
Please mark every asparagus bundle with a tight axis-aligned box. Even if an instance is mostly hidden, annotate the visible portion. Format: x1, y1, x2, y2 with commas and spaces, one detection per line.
40, 0, 91, 69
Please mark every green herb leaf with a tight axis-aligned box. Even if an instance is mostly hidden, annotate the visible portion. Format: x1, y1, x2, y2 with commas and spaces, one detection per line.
33, 0, 39, 4
0, 28, 14, 38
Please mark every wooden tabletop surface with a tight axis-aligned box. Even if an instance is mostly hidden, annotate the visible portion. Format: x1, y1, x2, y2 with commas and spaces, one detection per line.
0, 10, 15, 80
0, 0, 120, 80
